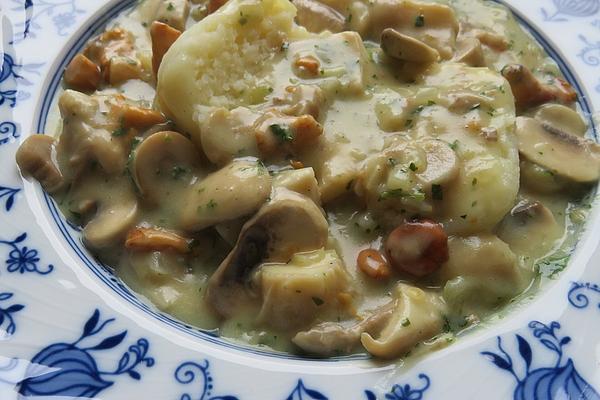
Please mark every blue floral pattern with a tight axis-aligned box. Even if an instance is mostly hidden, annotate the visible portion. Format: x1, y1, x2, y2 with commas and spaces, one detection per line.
579, 35, 600, 66
0, 232, 53, 275
0, 186, 20, 212
174, 360, 239, 400
0, 292, 24, 339
286, 380, 329, 400
542, 0, 600, 21
482, 321, 600, 400
0, 53, 43, 109
18, 309, 154, 397
364, 375, 431, 400
10, 0, 85, 41
568, 281, 600, 309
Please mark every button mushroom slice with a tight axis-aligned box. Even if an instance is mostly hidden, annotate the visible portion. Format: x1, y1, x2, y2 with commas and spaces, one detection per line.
293, 301, 395, 356
16, 135, 64, 194
206, 187, 329, 317
515, 116, 600, 183
84, 197, 138, 249
381, 28, 440, 64
534, 104, 588, 138
497, 200, 561, 259
178, 159, 273, 231
501, 64, 577, 110
292, 0, 345, 33
416, 139, 459, 190
130, 131, 202, 203
519, 160, 568, 194
453, 37, 484, 67
150, 21, 182, 76
360, 283, 446, 359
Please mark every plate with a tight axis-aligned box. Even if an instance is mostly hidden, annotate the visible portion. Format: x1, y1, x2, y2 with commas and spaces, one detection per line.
1, 0, 600, 398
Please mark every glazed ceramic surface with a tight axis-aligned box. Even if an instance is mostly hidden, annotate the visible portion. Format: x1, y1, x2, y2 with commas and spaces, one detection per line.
2, 0, 600, 399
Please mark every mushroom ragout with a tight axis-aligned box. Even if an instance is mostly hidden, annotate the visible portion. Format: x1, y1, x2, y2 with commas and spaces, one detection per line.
16, 0, 600, 359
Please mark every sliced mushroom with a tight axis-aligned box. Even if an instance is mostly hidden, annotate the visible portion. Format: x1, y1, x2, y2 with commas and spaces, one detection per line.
84, 198, 138, 249
360, 283, 446, 359
179, 159, 272, 231
453, 37, 484, 67
519, 160, 568, 194
16, 135, 64, 193
534, 104, 587, 138
497, 200, 561, 259
206, 187, 329, 317
417, 140, 459, 188
131, 131, 202, 202
501, 64, 577, 110
293, 301, 395, 356
515, 116, 600, 183
292, 0, 345, 33
381, 28, 440, 63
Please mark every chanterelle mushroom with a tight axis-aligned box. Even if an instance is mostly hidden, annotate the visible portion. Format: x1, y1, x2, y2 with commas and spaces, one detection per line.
16, 135, 64, 193
515, 116, 600, 183
206, 187, 329, 317
381, 28, 440, 64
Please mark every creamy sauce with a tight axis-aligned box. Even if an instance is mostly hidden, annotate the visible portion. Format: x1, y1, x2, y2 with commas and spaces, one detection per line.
26, 0, 597, 358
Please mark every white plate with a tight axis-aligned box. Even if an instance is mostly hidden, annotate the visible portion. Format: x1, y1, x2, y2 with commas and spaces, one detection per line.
1, 0, 600, 398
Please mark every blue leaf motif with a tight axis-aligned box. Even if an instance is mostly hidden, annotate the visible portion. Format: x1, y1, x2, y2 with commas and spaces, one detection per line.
82, 309, 100, 338
516, 335, 532, 370
365, 390, 377, 400
88, 331, 127, 350
174, 360, 239, 400
481, 352, 512, 371
14, 233, 27, 243
287, 380, 329, 400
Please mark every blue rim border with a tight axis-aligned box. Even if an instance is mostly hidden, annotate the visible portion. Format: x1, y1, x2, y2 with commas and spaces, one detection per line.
34, 0, 598, 362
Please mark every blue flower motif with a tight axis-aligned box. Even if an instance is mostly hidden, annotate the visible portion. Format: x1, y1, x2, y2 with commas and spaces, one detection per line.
0, 186, 20, 211
0, 233, 53, 275
578, 35, 600, 66
364, 374, 431, 400
175, 360, 239, 400
10, 0, 85, 41
542, 0, 600, 21
482, 321, 600, 400
0, 53, 43, 113
568, 281, 600, 309
0, 122, 19, 146
286, 380, 328, 400
19, 309, 154, 398
0, 292, 25, 339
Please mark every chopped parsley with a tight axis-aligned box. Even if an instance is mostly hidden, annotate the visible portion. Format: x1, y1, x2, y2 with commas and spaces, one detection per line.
206, 199, 217, 209
401, 317, 411, 327
112, 126, 127, 137
379, 188, 425, 202
270, 124, 294, 142
346, 13, 353, 23
449, 140, 460, 151
171, 165, 187, 179
432, 184, 443, 201
409, 162, 418, 172
167, 2, 175, 11
415, 14, 425, 27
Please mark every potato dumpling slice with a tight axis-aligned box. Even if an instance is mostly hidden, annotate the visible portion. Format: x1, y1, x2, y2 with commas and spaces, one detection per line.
157, 0, 311, 136
254, 249, 350, 330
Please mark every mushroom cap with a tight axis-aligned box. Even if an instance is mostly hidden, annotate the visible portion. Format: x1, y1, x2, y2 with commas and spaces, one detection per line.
16, 135, 64, 193
515, 116, 600, 183
83, 194, 138, 249
179, 159, 273, 231
206, 187, 328, 317
534, 104, 587, 138
131, 131, 202, 202
417, 139, 459, 187
381, 28, 440, 63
